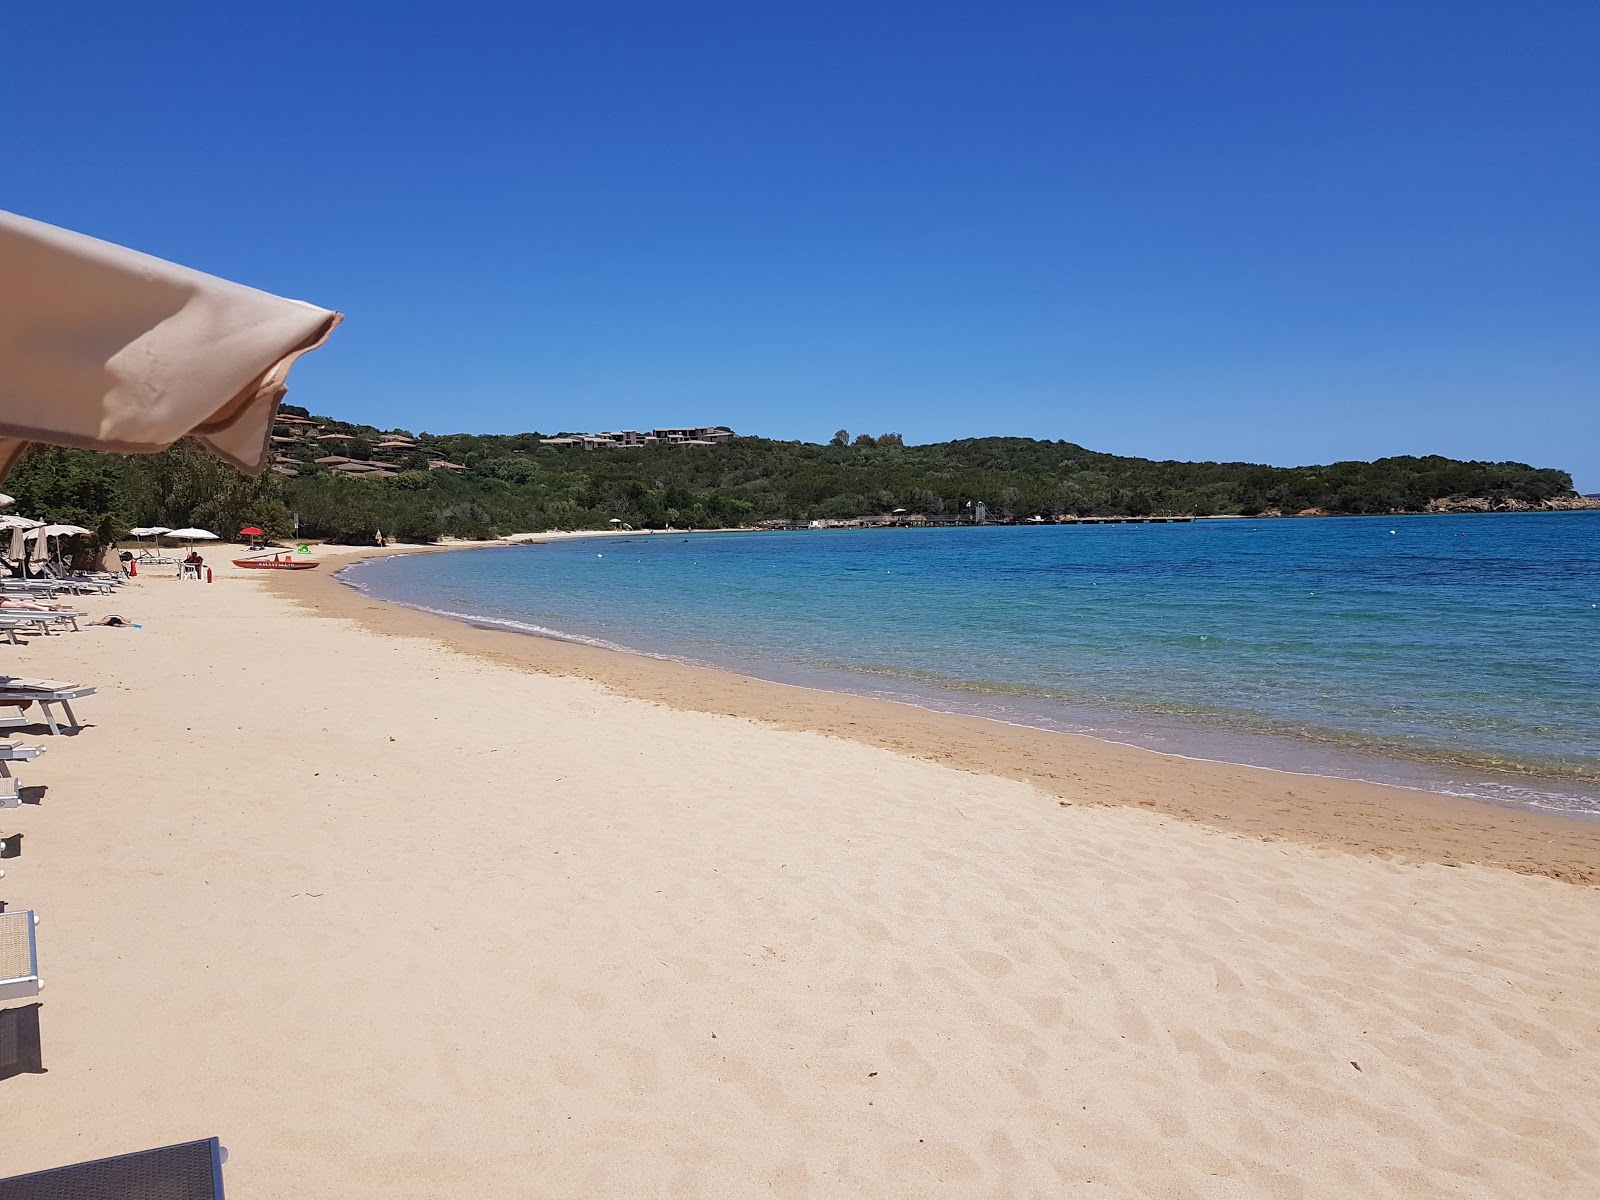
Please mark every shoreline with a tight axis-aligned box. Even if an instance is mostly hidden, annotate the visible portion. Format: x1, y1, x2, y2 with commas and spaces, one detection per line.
269, 541, 1600, 884
9, 541, 1600, 1195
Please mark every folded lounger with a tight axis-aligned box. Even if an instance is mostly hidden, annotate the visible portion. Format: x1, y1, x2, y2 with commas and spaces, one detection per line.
0, 1137, 226, 1200
0, 909, 40, 1003
0, 679, 96, 736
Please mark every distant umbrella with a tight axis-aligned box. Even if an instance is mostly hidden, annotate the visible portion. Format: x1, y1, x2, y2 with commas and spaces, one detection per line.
0, 493, 12, 507
163, 528, 219, 542
238, 526, 265, 537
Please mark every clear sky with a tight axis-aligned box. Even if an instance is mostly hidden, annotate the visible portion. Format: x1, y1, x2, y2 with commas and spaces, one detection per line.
6, 2, 1597, 489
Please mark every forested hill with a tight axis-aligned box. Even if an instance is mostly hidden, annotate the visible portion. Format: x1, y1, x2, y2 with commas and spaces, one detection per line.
2, 406, 1581, 546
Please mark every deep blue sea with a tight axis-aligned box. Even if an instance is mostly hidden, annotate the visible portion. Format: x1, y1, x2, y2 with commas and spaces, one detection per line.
346, 513, 1600, 815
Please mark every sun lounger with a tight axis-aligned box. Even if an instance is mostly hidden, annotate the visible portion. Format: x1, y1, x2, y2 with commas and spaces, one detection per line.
0, 612, 85, 636
0, 1001, 43, 1080
0, 742, 44, 808
0, 582, 60, 600
0, 742, 46, 774
0, 679, 96, 735
40, 565, 120, 592
0, 909, 40, 1003
0, 1137, 226, 1200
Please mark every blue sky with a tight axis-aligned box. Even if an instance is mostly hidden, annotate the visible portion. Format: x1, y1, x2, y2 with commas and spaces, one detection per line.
6, 2, 1596, 488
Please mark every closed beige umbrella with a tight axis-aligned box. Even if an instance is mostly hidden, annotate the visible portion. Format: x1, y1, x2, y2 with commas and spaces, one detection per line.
0, 210, 341, 481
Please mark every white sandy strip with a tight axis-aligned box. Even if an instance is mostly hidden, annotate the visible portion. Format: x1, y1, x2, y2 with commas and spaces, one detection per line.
1, 567, 1597, 1198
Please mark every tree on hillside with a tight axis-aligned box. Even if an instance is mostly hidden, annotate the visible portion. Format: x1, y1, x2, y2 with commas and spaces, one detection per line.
830, 430, 849, 446
853, 433, 877, 447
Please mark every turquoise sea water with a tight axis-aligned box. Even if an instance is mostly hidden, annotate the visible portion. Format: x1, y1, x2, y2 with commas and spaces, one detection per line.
346, 513, 1600, 815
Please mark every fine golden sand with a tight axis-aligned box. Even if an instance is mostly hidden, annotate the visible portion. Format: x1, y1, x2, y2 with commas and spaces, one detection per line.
3, 545, 1599, 1198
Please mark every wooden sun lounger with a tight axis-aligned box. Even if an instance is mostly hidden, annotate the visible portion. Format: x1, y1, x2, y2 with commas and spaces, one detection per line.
0, 680, 96, 735
0, 909, 40, 1003
0, 1137, 226, 1200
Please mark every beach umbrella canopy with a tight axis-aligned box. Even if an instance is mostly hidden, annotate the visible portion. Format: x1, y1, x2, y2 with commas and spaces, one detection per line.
0, 494, 12, 507
237, 526, 265, 537
24, 524, 91, 539
0, 210, 342, 482
128, 526, 172, 538
163, 528, 219, 541
0, 514, 43, 530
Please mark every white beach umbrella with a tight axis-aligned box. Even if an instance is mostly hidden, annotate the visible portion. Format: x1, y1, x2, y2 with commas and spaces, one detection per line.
24, 523, 90, 571
163, 528, 219, 542
24, 524, 91, 539
0, 210, 342, 481
128, 526, 172, 538
0, 494, 13, 507
0, 514, 42, 565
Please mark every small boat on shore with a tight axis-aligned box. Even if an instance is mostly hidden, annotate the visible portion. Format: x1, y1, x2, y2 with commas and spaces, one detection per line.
232, 557, 320, 571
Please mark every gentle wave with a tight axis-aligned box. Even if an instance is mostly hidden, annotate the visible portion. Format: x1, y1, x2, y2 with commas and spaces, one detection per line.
341, 517, 1600, 818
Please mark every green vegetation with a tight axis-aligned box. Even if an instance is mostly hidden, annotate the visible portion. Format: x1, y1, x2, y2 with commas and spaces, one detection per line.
3, 405, 1578, 546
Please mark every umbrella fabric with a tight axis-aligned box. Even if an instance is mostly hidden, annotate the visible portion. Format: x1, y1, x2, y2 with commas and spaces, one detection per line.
7, 525, 24, 564
164, 528, 219, 540
128, 526, 172, 537
0, 210, 342, 481
237, 526, 265, 536
0, 514, 43, 530
24, 524, 91, 539
0, 493, 12, 507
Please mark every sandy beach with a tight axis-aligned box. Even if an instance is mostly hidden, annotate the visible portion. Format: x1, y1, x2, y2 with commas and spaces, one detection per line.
3, 545, 1599, 1197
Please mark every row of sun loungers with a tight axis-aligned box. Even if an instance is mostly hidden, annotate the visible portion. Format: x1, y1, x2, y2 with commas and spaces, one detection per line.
0, 597, 203, 1196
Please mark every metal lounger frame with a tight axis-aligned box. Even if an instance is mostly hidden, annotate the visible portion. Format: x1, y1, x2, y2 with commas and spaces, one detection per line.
0, 909, 40, 1003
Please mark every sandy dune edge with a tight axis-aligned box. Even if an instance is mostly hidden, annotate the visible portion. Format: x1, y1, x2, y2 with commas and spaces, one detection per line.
1, 558, 1596, 1198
